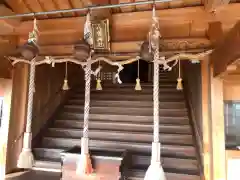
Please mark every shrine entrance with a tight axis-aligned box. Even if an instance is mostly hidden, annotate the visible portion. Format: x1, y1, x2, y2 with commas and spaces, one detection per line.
120, 59, 149, 83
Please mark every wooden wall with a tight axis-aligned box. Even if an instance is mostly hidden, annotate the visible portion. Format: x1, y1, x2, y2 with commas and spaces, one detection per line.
0, 57, 13, 79
182, 62, 203, 144
6, 62, 83, 173
182, 61, 204, 176
223, 82, 240, 101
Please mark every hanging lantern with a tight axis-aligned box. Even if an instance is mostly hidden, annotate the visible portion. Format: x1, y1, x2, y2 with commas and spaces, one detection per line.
74, 40, 91, 61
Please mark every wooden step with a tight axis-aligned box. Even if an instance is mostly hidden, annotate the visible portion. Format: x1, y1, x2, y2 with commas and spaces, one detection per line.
54, 120, 192, 134
66, 99, 186, 108
46, 128, 193, 145
41, 137, 196, 158
33, 149, 198, 173
128, 169, 200, 180
63, 106, 188, 117
88, 87, 180, 93
70, 93, 184, 101
131, 154, 198, 172
58, 112, 189, 123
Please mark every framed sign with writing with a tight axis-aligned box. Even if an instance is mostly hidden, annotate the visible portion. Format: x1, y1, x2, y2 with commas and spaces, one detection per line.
91, 19, 110, 51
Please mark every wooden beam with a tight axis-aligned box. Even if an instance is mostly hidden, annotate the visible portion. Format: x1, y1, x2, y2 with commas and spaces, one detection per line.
204, 0, 230, 12
11, 4, 240, 39
210, 21, 240, 77
0, 5, 20, 34
37, 0, 62, 18
52, 0, 75, 17
201, 58, 212, 180
17, 38, 211, 55
210, 67, 226, 180
207, 21, 224, 46
23, 0, 48, 19
135, 0, 152, 11
5, 0, 30, 14
118, 0, 135, 12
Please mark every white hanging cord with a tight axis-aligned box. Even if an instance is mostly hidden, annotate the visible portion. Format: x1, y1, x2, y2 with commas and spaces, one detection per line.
153, 50, 159, 143
137, 59, 140, 78
178, 59, 181, 78
65, 62, 68, 79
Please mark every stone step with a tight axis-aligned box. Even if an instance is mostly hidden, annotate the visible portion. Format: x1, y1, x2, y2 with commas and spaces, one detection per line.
58, 112, 189, 122
46, 128, 193, 145
41, 137, 196, 158
54, 120, 192, 134
62, 105, 188, 116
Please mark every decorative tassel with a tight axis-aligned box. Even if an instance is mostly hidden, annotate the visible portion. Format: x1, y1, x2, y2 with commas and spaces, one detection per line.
96, 79, 102, 91
62, 79, 69, 90
135, 59, 142, 91
17, 133, 34, 169
62, 62, 70, 90
177, 77, 183, 90
135, 78, 142, 91
96, 60, 102, 91
76, 138, 93, 175
176, 59, 183, 91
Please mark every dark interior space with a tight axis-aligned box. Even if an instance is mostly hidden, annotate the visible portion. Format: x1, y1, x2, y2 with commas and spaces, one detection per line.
120, 59, 149, 83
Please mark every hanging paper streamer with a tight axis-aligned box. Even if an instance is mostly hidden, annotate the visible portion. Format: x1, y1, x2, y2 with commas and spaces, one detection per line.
84, 12, 93, 47
62, 62, 70, 91
135, 59, 142, 91
176, 59, 183, 91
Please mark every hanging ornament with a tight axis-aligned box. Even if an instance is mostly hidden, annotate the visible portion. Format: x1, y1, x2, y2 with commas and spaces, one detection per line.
144, 2, 166, 180
176, 59, 183, 91
62, 62, 70, 90
135, 59, 142, 91
96, 60, 102, 91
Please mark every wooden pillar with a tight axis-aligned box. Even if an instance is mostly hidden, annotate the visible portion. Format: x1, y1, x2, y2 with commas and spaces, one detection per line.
210, 66, 226, 180
201, 58, 213, 180
6, 64, 29, 173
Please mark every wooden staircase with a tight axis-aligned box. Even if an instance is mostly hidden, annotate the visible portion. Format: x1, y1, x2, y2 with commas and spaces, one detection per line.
33, 73, 200, 180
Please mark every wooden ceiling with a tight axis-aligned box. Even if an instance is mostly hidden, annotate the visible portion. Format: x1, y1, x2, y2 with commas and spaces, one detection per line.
0, 0, 240, 59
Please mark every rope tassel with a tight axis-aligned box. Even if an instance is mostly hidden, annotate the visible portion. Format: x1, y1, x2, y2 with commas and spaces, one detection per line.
17, 59, 36, 169
176, 60, 183, 91
76, 62, 93, 175
96, 79, 102, 91
135, 59, 142, 91
96, 60, 102, 91
62, 62, 70, 90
